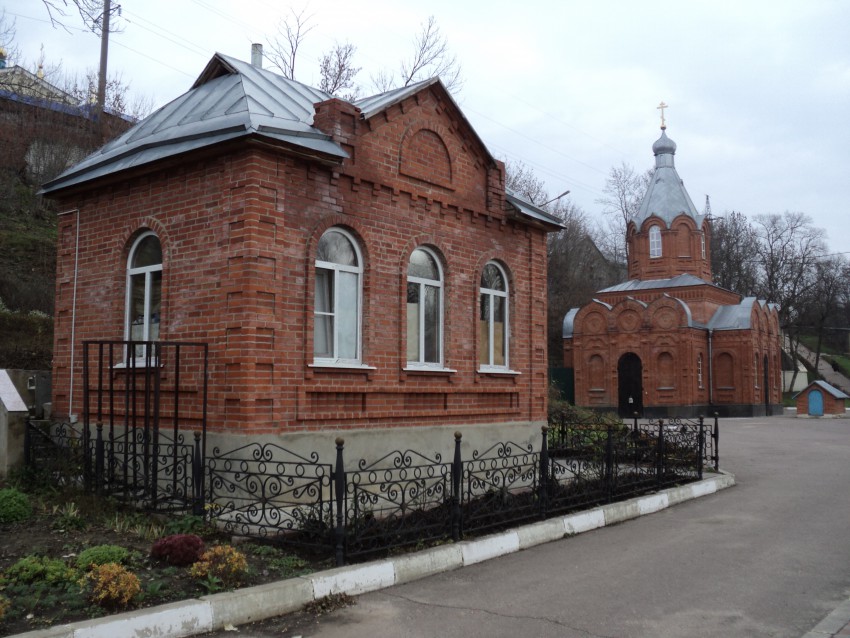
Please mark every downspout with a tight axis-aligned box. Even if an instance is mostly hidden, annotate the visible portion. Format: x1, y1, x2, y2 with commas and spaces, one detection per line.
707, 328, 714, 407
58, 208, 81, 423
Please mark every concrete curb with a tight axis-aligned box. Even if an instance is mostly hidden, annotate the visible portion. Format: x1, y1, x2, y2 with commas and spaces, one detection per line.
800, 598, 850, 637
10, 471, 735, 638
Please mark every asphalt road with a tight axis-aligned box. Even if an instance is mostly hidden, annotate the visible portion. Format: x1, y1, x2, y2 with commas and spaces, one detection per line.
210, 415, 850, 638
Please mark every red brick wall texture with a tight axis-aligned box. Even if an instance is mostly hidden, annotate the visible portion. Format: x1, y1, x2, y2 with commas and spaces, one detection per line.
49, 85, 550, 434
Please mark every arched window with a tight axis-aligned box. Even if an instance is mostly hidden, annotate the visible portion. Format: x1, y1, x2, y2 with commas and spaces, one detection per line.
314, 228, 363, 364
406, 247, 443, 366
700, 232, 706, 259
649, 225, 662, 258
479, 262, 509, 369
697, 354, 704, 389
126, 232, 162, 359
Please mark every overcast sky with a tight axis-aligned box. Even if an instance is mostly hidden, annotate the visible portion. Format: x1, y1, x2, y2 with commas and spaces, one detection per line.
7, 0, 850, 257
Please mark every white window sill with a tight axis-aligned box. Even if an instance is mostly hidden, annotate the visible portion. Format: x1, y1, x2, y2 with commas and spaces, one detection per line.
478, 367, 521, 375
403, 366, 457, 374
112, 359, 160, 370
309, 362, 377, 371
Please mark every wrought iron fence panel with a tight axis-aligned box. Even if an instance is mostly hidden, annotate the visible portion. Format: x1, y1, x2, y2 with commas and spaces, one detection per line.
206, 442, 334, 554
653, 418, 703, 483
547, 446, 608, 512
460, 440, 540, 536
609, 426, 661, 497
344, 449, 451, 558
99, 428, 195, 510
79, 340, 208, 513
24, 420, 87, 487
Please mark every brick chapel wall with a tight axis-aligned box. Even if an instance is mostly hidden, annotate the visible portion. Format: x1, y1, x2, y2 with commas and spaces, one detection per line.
51, 88, 549, 435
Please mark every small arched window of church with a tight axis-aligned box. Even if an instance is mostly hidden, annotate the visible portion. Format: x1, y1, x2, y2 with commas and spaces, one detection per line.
649, 225, 662, 258
701, 233, 706, 259
697, 354, 704, 389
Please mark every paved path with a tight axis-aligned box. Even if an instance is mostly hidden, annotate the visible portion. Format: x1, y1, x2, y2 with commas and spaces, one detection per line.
792, 339, 850, 394
211, 416, 850, 638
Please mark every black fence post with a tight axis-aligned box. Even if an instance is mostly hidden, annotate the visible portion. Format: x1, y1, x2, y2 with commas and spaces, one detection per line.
24, 420, 32, 468
95, 422, 105, 494
697, 417, 705, 480
539, 426, 549, 518
334, 437, 346, 567
713, 412, 720, 471
632, 412, 639, 435
604, 425, 614, 502
451, 431, 462, 542
192, 432, 204, 516
656, 419, 665, 486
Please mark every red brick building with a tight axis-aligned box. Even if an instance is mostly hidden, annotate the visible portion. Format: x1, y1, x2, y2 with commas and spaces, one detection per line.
563, 126, 782, 418
41, 53, 561, 456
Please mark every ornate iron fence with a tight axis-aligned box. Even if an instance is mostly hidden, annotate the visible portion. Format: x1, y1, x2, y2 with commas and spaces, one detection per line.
25, 340, 209, 512
205, 441, 334, 555
26, 354, 719, 565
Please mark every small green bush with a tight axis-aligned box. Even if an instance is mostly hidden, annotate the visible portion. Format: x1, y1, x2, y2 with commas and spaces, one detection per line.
0, 593, 10, 620
0, 487, 32, 523
3, 555, 76, 585
76, 545, 130, 571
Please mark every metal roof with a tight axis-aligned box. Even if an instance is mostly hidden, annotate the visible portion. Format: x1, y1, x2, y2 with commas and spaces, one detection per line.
598, 273, 708, 293
505, 189, 564, 228
41, 53, 347, 194
354, 78, 437, 119
793, 380, 850, 400
634, 128, 704, 229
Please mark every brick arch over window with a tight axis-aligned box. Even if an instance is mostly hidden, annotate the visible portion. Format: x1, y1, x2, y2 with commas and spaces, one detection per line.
400, 125, 452, 188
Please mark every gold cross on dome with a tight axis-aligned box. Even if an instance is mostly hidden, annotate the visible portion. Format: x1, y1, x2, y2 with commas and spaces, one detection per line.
657, 101, 668, 129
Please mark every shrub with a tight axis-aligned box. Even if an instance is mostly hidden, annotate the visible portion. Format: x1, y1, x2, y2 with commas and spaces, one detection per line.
77, 545, 130, 571
151, 534, 205, 567
83, 563, 140, 609
189, 545, 248, 587
0, 594, 10, 620
0, 487, 32, 523
3, 555, 76, 585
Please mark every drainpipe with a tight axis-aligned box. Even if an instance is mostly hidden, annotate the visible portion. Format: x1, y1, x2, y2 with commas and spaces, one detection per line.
58, 208, 81, 423
707, 329, 714, 407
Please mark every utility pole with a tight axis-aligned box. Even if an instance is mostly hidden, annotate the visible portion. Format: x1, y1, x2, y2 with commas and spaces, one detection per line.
96, 0, 111, 116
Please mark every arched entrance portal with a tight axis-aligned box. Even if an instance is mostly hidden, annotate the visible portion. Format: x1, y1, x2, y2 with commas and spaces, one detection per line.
618, 352, 643, 417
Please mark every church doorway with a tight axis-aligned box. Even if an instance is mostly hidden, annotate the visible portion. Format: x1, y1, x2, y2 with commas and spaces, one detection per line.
618, 352, 643, 417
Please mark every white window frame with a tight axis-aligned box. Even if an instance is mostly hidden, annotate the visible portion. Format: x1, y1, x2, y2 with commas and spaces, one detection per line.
649, 225, 662, 258
700, 232, 706, 259
313, 227, 364, 367
479, 261, 510, 371
123, 231, 162, 365
406, 247, 444, 369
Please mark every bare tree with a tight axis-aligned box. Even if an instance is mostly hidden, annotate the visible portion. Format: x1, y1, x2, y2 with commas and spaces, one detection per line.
40, 0, 121, 35
265, 7, 315, 80
596, 162, 651, 265
371, 16, 463, 94
710, 211, 759, 295
799, 255, 850, 371
63, 68, 152, 120
318, 42, 360, 100
505, 160, 549, 206
751, 211, 827, 388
